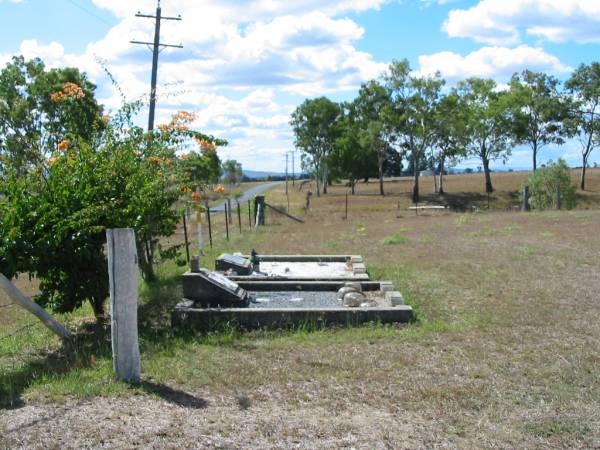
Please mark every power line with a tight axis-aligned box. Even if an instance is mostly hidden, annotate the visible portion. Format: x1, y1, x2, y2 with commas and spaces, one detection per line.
131, 1, 183, 131
65, 0, 115, 27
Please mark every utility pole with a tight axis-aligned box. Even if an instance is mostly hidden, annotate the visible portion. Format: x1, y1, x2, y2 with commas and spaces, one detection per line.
131, 1, 182, 131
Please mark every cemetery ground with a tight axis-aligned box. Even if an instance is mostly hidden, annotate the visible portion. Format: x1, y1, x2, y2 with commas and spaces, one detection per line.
1, 170, 600, 449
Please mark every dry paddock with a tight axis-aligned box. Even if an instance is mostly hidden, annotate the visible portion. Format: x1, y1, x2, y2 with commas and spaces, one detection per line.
1, 172, 600, 449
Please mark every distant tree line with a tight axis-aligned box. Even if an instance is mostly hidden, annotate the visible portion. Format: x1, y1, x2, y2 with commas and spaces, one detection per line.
291, 60, 600, 200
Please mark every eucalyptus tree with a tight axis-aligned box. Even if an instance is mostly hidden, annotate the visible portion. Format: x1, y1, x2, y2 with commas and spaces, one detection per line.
352, 80, 394, 196
508, 70, 570, 172
328, 102, 378, 194
290, 97, 341, 196
457, 77, 512, 193
431, 91, 468, 194
384, 59, 444, 203
565, 62, 600, 190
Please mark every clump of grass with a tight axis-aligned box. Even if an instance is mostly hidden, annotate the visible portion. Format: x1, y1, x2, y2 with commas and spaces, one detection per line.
382, 233, 408, 245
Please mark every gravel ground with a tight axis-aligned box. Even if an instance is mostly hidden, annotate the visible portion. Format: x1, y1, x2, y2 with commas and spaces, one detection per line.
0, 393, 457, 449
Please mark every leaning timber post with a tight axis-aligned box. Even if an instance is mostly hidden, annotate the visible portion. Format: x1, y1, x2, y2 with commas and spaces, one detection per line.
0, 273, 72, 340
254, 195, 265, 226
106, 228, 141, 384
227, 198, 233, 224
522, 185, 530, 212
556, 185, 561, 210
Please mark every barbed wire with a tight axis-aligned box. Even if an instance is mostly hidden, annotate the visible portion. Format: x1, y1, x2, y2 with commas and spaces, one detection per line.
0, 322, 39, 342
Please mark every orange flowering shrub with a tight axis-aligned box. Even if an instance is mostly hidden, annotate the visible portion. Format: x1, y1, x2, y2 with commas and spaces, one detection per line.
157, 110, 197, 133
50, 82, 85, 102
191, 191, 202, 202
213, 184, 226, 194
194, 137, 216, 153
57, 139, 71, 151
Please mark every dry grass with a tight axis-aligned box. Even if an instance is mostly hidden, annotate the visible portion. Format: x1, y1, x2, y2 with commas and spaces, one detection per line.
2, 171, 600, 449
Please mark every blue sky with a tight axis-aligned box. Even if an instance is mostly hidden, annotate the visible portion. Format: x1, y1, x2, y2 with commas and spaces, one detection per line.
1, 0, 599, 171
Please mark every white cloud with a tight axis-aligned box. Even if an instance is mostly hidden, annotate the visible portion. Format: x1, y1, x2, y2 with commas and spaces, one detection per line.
444, 0, 600, 45
416, 45, 571, 81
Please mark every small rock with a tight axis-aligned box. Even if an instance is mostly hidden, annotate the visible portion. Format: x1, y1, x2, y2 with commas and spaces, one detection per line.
360, 301, 378, 308
344, 282, 362, 292
337, 286, 358, 300
343, 291, 365, 307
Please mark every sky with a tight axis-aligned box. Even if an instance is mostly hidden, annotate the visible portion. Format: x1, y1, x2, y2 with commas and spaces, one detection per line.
1, 0, 599, 172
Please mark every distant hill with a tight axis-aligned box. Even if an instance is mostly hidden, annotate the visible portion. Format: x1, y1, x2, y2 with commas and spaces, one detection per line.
243, 170, 285, 179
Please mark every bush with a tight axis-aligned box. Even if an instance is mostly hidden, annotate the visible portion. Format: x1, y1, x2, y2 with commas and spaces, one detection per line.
522, 159, 576, 210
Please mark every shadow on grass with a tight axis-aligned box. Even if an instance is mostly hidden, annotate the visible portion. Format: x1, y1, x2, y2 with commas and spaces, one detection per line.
0, 267, 197, 410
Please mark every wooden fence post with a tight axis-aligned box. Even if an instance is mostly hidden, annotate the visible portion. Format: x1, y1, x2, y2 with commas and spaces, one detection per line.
227, 198, 232, 224
205, 202, 213, 248
237, 202, 242, 233
254, 195, 265, 226
182, 212, 190, 263
224, 203, 230, 241
106, 228, 140, 384
248, 200, 252, 227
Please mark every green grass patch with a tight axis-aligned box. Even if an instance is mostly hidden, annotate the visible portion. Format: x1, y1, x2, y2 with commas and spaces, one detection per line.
382, 233, 408, 245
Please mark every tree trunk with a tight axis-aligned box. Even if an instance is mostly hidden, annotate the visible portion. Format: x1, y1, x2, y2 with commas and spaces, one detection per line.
378, 153, 385, 196
482, 157, 493, 193
412, 153, 420, 203
438, 157, 445, 195
91, 294, 106, 321
315, 162, 321, 197
137, 238, 156, 282
322, 164, 328, 195
532, 141, 538, 172
351, 179, 355, 195
580, 161, 587, 191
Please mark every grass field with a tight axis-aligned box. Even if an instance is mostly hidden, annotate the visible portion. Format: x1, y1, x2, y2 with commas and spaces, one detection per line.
1, 169, 600, 448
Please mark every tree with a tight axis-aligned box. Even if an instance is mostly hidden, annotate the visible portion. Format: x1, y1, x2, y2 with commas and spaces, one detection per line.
290, 97, 341, 196
385, 60, 444, 202
0, 56, 104, 176
565, 62, 600, 190
352, 80, 394, 196
0, 81, 224, 319
329, 103, 378, 194
457, 78, 512, 193
431, 91, 467, 194
508, 70, 569, 172
222, 159, 243, 186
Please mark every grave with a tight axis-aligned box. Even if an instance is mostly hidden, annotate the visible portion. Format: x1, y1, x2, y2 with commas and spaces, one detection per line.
172, 253, 413, 331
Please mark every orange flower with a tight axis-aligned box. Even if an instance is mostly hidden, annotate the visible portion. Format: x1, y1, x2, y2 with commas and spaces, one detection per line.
191, 192, 202, 202
57, 139, 70, 151
213, 184, 226, 194
148, 156, 162, 166
50, 82, 85, 103
157, 123, 170, 133
194, 137, 216, 153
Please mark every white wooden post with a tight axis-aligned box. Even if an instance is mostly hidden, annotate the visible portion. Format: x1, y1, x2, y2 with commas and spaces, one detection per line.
106, 228, 141, 384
